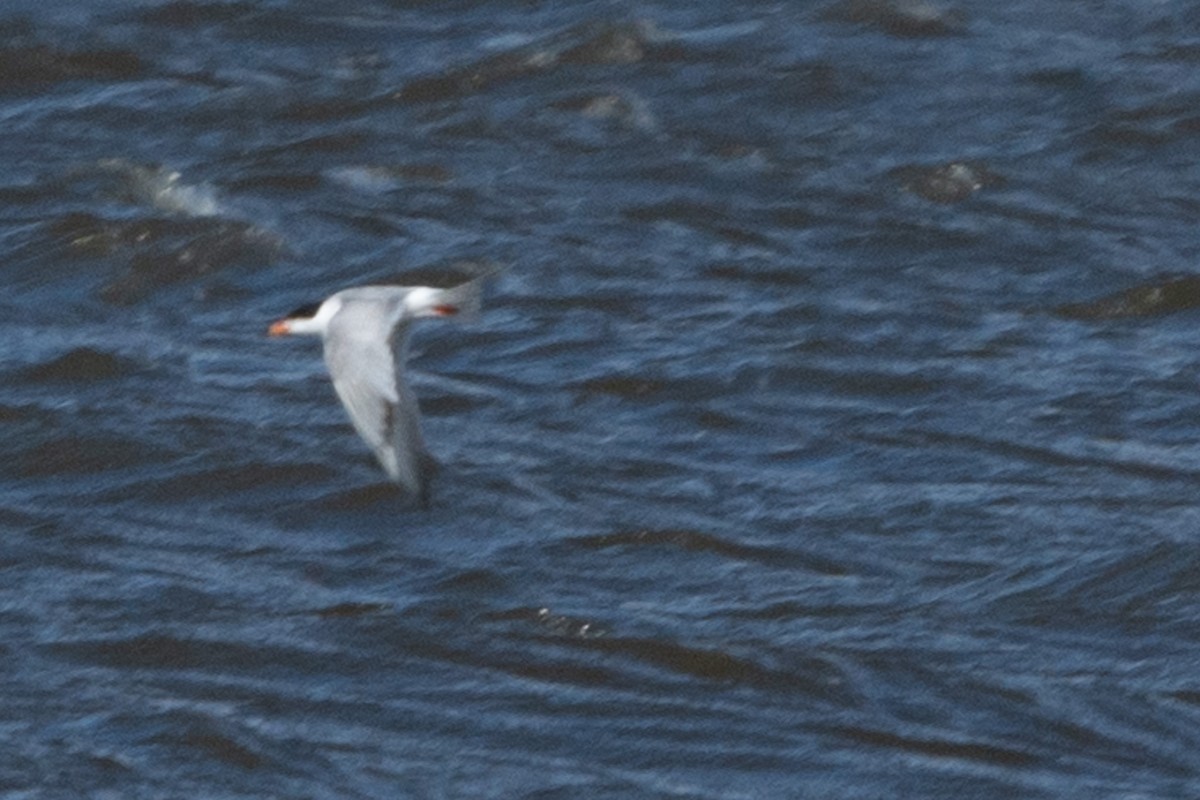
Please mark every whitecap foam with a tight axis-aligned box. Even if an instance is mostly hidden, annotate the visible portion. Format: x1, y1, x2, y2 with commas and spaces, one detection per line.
96, 158, 222, 217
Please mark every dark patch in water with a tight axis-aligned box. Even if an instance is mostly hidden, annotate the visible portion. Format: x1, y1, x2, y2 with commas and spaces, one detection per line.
179, 730, 265, 770
694, 408, 741, 430
435, 568, 508, 593
106, 223, 282, 304
572, 634, 851, 698
0, 44, 143, 88
312, 481, 407, 511
820, 0, 967, 37
46, 634, 334, 677
0, 403, 37, 423
572, 528, 846, 573
420, 392, 488, 417
85, 753, 133, 775
590, 636, 760, 682
49, 213, 201, 255
1083, 101, 1199, 153
147, 462, 335, 501
774, 363, 937, 397
313, 602, 390, 618
20, 347, 132, 382
1152, 43, 1200, 63
46, 212, 283, 303
394, 20, 661, 104
1169, 690, 1200, 706
1055, 275, 1200, 319
771, 60, 849, 103
52, 634, 202, 670
17, 435, 158, 477
827, 725, 1037, 767
577, 375, 671, 400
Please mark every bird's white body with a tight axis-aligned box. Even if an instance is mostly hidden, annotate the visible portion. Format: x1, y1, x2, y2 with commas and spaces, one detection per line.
269, 279, 483, 504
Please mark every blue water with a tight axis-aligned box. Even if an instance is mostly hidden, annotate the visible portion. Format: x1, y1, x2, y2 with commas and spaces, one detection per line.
4, 1, 1200, 797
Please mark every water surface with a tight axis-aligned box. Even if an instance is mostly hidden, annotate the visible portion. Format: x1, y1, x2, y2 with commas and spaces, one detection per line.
3, 1, 1200, 797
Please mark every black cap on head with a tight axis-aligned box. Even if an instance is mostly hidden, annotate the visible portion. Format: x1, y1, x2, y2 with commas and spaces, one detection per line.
285, 301, 322, 320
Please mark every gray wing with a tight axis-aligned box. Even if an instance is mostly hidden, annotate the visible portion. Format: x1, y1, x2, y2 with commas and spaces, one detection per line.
322, 298, 432, 498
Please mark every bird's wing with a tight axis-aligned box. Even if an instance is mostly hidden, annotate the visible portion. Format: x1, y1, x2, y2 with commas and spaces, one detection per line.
322, 297, 431, 497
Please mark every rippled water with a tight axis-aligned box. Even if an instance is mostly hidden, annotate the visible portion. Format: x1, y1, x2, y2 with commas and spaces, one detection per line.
5, 1, 1200, 797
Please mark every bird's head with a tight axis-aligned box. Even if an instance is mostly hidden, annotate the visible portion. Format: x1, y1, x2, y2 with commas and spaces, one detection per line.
268, 298, 340, 336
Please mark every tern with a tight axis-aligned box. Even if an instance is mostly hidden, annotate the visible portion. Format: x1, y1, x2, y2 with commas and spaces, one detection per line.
268, 278, 484, 505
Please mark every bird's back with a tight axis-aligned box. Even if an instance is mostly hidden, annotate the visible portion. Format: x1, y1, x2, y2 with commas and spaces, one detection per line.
321, 289, 433, 498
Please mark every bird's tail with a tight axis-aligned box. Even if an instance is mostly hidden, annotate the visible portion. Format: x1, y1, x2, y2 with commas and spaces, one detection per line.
432, 274, 488, 323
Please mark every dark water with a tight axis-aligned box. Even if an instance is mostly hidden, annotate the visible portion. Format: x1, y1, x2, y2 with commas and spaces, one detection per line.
4, 1, 1200, 796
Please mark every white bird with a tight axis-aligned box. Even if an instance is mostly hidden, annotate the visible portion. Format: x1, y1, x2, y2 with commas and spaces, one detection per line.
267, 278, 484, 505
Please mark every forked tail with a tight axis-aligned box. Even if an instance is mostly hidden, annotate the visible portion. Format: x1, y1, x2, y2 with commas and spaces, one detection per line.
432, 273, 490, 322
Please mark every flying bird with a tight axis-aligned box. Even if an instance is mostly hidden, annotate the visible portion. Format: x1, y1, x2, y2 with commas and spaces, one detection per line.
268, 278, 484, 505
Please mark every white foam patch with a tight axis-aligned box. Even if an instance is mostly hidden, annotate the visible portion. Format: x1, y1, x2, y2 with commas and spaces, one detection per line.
96, 158, 222, 217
